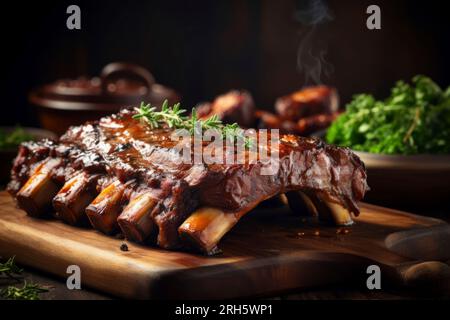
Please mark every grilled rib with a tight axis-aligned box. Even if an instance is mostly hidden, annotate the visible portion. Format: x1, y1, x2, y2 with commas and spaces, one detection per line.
8, 109, 368, 254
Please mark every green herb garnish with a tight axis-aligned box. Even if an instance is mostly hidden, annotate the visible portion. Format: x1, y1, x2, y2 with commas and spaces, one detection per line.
0, 256, 23, 279
221, 122, 254, 148
1, 281, 49, 300
187, 109, 223, 134
326, 75, 450, 154
0, 127, 33, 150
133, 100, 253, 147
133, 100, 187, 129
1, 257, 50, 300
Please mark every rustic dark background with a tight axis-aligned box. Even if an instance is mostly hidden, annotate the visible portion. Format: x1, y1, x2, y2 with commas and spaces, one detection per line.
0, 0, 449, 126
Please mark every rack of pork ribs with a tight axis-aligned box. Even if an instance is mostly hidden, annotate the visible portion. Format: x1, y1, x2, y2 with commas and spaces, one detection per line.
196, 85, 340, 136
8, 109, 368, 255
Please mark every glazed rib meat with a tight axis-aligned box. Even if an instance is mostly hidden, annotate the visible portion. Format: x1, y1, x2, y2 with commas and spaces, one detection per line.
8, 109, 368, 254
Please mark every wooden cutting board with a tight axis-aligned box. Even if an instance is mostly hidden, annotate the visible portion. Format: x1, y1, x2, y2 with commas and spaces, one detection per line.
0, 191, 449, 299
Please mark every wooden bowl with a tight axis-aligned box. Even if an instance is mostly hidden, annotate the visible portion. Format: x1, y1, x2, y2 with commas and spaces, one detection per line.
354, 151, 450, 209
0, 127, 57, 184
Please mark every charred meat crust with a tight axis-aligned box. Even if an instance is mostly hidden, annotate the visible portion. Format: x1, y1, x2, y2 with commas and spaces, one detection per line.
8, 109, 368, 252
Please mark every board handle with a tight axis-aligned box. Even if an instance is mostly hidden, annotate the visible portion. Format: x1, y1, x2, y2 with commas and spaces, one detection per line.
394, 261, 450, 296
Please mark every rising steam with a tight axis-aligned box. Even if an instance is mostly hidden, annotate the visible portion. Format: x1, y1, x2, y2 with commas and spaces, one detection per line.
295, 0, 334, 86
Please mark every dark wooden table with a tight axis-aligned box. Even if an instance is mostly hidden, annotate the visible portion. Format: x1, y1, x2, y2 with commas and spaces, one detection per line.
2, 267, 444, 300
1, 191, 449, 300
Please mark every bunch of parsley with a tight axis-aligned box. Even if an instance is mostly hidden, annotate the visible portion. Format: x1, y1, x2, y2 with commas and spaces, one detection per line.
326, 76, 450, 155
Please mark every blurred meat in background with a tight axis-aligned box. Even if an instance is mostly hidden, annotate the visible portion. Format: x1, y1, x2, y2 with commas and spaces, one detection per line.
196, 90, 255, 128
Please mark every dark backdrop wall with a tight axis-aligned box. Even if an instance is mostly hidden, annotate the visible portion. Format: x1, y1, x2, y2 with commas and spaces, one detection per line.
0, 0, 449, 126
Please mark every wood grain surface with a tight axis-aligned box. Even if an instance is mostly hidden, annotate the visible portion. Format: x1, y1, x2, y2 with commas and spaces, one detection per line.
0, 191, 449, 299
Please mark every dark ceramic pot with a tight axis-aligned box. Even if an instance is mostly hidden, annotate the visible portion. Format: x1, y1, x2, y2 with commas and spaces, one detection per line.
30, 62, 180, 134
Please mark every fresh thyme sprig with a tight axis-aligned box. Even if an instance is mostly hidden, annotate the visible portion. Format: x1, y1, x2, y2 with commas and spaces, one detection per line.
132, 100, 187, 129
159, 100, 187, 128
132, 103, 159, 128
186, 109, 223, 134
133, 100, 253, 146
1, 281, 49, 300
1, 257, 50, 300
222, 123, 242, 140
0, 256, 23, 279
221, 123, 253, 147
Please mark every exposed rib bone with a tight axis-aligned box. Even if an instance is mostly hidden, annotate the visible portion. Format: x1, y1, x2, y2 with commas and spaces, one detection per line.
178, 202, 262, 255
53, 172, 99, 225
117, 193, 157, 243
323, 200, 354, 226
86, 180, 125, 234
278, 193, 288, 206
298, 191, 319, 216
178, 207, 238, 255
174, 190, 354, 255
304, 192, 354, 226
285, 191, 318, 217
16, 158, 62, 217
